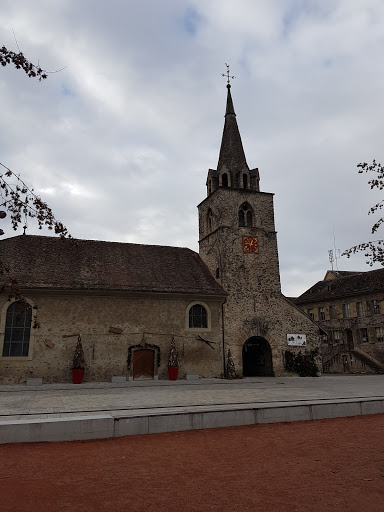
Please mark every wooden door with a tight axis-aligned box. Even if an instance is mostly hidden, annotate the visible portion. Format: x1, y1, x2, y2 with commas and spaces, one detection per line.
133, 349, 155, 379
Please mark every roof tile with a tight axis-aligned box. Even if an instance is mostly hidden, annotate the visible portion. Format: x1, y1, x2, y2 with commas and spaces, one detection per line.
1, 235, 226, 296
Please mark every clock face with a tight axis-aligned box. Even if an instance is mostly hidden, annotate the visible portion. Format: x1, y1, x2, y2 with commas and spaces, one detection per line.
243, 236, 259, 253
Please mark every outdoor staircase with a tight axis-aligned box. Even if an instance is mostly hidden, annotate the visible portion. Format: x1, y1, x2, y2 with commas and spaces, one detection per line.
322, 345, 345, 372
322, 346, 341, 366
352, 347, 384, 374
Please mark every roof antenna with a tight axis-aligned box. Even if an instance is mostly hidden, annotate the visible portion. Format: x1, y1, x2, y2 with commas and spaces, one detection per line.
332, 226, 340, 273
328, 250, 334, 271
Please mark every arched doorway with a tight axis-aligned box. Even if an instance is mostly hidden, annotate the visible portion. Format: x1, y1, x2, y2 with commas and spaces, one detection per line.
242, 337, 274, 376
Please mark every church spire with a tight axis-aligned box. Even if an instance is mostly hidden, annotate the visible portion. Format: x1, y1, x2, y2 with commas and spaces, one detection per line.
217, 83, 249, 174
204, 67, 260, 196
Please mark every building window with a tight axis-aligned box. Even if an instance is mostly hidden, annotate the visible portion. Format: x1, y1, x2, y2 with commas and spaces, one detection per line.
376, 327, 384, 343
357, 302, 366, 317
308, 308, 314, 320
222, 173, 228, 187
188, 304, 208, 329
318, 307, 325, 321
371, 299, 380, 315
238, 203, 253, 227
329, 305, 337, 319
243, 174, 248, 189
333, 330, 341, 344
322, 333, 328, 344
360, 328, 369, 343
2, 301, 32, 357
207, 209, 213, 232
342, 303, 350, 318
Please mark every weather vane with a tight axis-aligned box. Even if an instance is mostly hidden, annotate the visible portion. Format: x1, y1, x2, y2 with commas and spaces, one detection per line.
221, 63, 235, 85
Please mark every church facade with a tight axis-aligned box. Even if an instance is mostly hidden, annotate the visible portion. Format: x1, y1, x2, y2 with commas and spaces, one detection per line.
0, 84, 320, 384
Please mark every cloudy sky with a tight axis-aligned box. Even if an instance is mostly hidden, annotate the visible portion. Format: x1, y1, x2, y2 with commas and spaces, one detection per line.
1, 0, 384, 296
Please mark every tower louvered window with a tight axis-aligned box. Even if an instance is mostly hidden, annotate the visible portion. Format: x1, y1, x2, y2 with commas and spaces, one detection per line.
238, 203, 253, 227
207, 209, 213, 232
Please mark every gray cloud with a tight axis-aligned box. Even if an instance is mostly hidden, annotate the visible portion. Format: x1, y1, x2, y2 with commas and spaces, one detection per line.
1, 0, 384, 296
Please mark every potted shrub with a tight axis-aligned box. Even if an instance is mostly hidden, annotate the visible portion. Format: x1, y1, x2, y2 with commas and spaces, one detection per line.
226, 348, 237, 379
72, 334, 85, 384
168, 334, 179, 380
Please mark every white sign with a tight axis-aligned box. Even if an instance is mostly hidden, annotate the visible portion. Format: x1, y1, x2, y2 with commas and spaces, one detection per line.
287, 334, 307, 346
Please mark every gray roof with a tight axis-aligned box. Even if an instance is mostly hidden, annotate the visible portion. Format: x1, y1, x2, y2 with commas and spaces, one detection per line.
1, 235, 226, 296
295, 268, 384, 304
325, 270, 361, 279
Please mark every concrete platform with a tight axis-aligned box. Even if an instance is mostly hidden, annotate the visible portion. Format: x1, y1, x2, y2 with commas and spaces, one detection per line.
1, 375, 384, 444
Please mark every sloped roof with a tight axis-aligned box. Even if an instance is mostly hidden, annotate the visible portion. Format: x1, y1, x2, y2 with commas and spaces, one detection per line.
0, 235, 226, 296
324, 269, 361, 280
295, 268, 384, 304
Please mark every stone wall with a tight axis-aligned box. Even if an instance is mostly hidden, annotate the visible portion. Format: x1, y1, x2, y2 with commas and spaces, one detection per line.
198, 187, 321, 377
0, 292, 224, 384
297, 292, 384, 373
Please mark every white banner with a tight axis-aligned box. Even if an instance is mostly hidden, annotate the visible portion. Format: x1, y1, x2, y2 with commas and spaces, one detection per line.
287, 334, 307, 346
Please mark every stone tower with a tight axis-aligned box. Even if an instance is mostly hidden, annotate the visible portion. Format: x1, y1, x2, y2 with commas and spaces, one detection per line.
198, 83, 320, 376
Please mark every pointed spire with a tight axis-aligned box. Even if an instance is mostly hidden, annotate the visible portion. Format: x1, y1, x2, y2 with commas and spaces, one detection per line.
225, 84, 235, 115
217, 84, 249, 174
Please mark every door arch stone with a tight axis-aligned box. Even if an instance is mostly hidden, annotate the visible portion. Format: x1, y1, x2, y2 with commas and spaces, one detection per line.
242, 337, 274, 377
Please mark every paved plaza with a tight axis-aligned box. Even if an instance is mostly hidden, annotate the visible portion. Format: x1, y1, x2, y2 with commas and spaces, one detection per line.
1, 375, 384, 443
1, 374, 384, 420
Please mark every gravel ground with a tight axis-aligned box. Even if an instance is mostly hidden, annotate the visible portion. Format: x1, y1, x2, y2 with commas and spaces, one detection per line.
2, 414, 384, 512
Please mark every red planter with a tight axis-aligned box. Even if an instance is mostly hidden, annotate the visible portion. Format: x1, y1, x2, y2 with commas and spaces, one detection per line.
168, 366, 178, 381
72, 369, 85, 384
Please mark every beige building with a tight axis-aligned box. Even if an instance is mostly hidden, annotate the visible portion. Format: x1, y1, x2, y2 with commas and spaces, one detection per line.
0, 83, 320, 384
294, 269, 384, 374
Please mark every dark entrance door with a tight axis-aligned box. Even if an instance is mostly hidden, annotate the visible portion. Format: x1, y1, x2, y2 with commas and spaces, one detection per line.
346, 329, 354, 351
242, 337, 273, 377
133, 349, 155, 379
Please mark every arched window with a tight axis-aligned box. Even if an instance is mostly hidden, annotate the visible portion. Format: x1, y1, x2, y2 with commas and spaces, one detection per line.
222, 173, 228, 187
207, 209, 213, 232
238, 209, 245, 227
189, 304, 208, 328
238, 203, 253, 227
243, 174, 248, 189
208, 180, 212, 195
2, 301, 32, 357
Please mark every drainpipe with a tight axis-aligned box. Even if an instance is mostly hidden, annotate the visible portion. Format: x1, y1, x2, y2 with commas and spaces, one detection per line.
221, 297, 227, 377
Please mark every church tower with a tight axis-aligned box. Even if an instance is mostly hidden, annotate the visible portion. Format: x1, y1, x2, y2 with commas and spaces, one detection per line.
198, 81, 320, 377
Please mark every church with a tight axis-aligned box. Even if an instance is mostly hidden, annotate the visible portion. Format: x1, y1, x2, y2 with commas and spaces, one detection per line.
0, 83, 320, 384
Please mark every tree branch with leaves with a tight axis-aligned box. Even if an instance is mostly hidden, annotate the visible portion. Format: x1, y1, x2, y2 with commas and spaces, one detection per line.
1, 40, 70, 307
343, 160, 384, 266
0, 162, 71, 237
0, 162, 72, 304
0, 45, 48, 81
